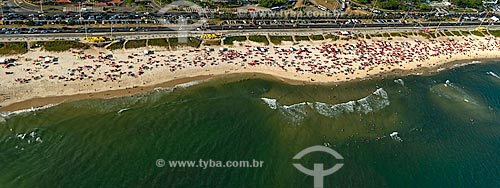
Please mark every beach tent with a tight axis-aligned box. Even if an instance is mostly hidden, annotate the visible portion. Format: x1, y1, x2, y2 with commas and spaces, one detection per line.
44, 57, 51, 62
0, 58, 5, 64
340, 31, 349, 35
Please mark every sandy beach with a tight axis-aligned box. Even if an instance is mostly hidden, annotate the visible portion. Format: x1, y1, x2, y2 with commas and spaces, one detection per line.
2, 34, 500, 112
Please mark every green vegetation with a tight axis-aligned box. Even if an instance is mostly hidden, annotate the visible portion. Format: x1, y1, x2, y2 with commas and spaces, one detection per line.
269, 36, 293, 45
451, 0, 483, 8
224, 36, 247, 45
42, 41, 88, 52
429, 32, 438, 38
470, 31, 485, 37
0, 42, 27, 55
107, 41, 124, 50
357, 0, 408, 10
148, 38, 169, 47
461, 31, 471, 36
416, 3, 432, 11
168, 38, 180, 50
203, 40, 221, 46
310, 35, 325, 41
125, 39, 147, 49
389, 32, 401, 37
400, 32, 411, 38
168, 37, 201, 49
325, 34, 340, 40
376, 0, 405, 10
451, 31, 462, 36
30, 41, 45, 49
356, 0, 438, 11
489, 30, 500, 37
295, 36, 310, 41
186, 37, 202, 48
444, 31, 454, 36
249, 35, 269, 45
258, 0, 287, 8
418, 32, 431, 39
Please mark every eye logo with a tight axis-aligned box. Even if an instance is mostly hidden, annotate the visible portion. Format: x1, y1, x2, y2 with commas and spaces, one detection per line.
293, 145, 344, 188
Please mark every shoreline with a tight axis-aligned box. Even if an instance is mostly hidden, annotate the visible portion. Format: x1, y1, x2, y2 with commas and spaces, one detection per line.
2, 35, 500, 112
1, 57, 497, 113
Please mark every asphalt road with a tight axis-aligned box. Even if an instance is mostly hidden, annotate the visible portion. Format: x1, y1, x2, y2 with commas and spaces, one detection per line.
1, 24, 499, 42
0, 20, 493, 35
5, 0, 38, 13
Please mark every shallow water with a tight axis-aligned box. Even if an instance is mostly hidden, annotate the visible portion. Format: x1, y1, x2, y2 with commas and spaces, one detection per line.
1, 62, 500, 187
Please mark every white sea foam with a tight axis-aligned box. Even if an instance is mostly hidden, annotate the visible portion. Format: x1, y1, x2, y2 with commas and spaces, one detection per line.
261, 88, 390, 120
175, 80, 202, 88
393, 79, 405, 86
451, 60, 482, 68
118, 108, 130, 114
315, 88, 390, 118
0, 103, 59, 119
390, 131, 403, 142
280, 102, 311, 122
261, 98, 278, 109
487, 71, 500, 80
12, 129, 43, 148
432, 61, 483, 73
153, 87, 173, 92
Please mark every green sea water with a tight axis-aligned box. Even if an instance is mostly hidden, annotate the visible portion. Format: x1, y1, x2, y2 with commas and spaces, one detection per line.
1, 61, 500, 188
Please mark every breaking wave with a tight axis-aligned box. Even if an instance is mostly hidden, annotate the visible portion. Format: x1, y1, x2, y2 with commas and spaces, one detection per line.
175, 81, 202, 88
0, 103, 59, 119
118, 108, 130, 114
487, 71, 500, 80
314, 88, 390, 118
261, 88, 390, 121
394, 79, 405, 86
261, 98, 278, 110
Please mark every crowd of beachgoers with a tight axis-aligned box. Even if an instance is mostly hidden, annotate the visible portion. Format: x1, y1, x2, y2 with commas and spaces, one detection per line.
2, 35, 500, 86
2, 34, 500, 109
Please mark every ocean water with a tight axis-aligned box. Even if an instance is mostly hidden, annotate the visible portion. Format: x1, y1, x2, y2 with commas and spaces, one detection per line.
1, 62, 500, 188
